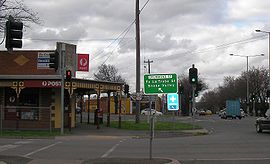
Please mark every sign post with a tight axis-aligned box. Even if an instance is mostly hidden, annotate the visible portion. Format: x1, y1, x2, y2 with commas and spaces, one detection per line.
144, 73, 178, 160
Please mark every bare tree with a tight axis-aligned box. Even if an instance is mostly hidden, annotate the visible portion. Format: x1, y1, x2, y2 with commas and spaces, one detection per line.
178, 74, 208, 115
200, 66, 269, 115
0, 0, 40, 33
94, 64, 126, 83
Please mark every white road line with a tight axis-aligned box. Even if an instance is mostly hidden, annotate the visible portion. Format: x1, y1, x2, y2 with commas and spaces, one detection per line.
23, 141, 62, 157
101, 139, 125, 158
0, 144, 20, 152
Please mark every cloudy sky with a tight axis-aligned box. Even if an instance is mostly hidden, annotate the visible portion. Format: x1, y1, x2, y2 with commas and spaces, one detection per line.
1, 0, 270, 93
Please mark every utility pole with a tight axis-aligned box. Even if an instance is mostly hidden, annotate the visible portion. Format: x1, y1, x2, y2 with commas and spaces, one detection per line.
144, 59, 153, 74
135, 0, 140, 123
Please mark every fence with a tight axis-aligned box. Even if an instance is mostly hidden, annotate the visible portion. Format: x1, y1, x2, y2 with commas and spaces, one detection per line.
0, 105, 52, 132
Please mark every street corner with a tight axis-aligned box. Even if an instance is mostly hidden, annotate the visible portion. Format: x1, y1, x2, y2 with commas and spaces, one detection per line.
81, 157, 181, 164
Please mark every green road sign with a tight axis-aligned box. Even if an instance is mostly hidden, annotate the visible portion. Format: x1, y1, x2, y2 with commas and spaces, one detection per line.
144, 73, 178, 94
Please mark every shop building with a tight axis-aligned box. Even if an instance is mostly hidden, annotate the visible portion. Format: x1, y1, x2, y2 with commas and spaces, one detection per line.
0, 43, 123, 131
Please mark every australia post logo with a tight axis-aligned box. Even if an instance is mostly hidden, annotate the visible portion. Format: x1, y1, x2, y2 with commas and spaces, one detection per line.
77, 54, 89, 72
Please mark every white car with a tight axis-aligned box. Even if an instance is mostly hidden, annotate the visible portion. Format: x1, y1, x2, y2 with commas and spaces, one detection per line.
141, 108, 163, 116
240, 108, 246, 118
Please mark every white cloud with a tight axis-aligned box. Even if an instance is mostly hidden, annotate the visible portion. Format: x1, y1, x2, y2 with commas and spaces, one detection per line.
1, 0, 270, 92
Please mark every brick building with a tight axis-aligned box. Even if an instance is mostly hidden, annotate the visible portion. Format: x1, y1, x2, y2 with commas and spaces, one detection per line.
0, 43, 123, 131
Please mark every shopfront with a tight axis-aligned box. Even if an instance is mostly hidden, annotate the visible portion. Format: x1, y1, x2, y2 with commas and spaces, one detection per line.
0, 49, 123, 131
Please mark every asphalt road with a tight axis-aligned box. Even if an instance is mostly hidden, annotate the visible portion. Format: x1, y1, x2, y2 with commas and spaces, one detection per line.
0, 114, 269, 164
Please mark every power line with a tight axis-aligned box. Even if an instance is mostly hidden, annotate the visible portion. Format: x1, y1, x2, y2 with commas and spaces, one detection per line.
91, 0, 151, 62
24, 37, 120, 42
90, 0, 151, 72
152, 34, 268, 60
90, 20, 135, 61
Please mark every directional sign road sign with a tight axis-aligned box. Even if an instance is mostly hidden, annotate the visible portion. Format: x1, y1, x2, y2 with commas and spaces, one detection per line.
144, 73, 178, 94
167, 93, 179, 111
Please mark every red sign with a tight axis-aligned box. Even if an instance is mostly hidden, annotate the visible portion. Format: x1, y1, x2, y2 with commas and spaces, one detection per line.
77, 54, 89, 72
24, 80, 61, 88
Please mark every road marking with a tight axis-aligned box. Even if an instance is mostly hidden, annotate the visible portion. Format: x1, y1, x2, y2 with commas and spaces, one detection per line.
101, 139, 125, 158
0, 144, 20, 152
23, 141, 62, 157
14, 141, 32, 145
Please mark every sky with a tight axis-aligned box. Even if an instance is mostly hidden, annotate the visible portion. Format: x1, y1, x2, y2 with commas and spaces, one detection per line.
1, 0, 270, 94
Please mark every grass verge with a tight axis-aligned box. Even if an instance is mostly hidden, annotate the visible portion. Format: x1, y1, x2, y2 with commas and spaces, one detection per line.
109, 121, 201, 131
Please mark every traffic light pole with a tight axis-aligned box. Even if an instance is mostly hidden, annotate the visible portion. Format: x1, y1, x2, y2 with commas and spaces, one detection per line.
192, 84, 196, 130
60, 43, 65, 134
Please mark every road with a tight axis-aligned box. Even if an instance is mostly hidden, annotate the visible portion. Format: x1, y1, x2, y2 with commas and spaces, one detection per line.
0, 114, 269, 164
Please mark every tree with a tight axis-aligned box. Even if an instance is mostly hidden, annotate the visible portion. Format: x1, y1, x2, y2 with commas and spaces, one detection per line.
200, 66, 269, 115
94, 64, 126, 83
0, 0, 40, 33
178, 74, 208, 115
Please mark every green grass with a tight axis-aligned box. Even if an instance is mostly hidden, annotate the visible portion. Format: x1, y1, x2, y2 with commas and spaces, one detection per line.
109, 121, 201, 131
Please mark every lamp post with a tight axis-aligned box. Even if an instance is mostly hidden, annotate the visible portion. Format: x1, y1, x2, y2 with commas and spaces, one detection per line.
255, 30, 270, 110
230, 53, 264, 115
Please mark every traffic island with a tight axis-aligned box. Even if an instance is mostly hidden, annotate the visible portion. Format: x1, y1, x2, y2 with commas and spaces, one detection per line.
82, 157, 180, 164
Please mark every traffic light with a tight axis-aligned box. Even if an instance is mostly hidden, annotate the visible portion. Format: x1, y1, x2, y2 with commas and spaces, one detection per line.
5, 16, 23, 51
189, 64, 198, 84
66, 70, 72, 81
179, 85, 184, 94
124, 84, 129, 94
49, 51, 59, 71
194, 90, 198, 97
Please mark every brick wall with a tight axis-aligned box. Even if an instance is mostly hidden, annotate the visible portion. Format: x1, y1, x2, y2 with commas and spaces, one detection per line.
0, 50, 57, 75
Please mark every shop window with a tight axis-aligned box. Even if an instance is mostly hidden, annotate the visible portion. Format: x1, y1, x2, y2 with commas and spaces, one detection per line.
19, 88, 39, 107
4, 88, 40, 120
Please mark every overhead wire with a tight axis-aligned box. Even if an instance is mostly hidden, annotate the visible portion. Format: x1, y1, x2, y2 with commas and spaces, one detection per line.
151, 34, 268, 60
90, 0, 152, 78
91, 0, 151, 62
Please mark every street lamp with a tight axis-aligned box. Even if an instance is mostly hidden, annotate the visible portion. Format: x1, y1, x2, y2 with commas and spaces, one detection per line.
255, 29, 270, 110
230, 53, 264, 115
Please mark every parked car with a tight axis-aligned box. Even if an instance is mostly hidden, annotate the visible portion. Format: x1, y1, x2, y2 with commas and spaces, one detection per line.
240, 108, 246, 118
219, 109, 227, 119
255, 109, 270, 133
198, 110, 206, 116
76, 107, 82, 114
205, 110, 212, 115
141, 108, 163, 116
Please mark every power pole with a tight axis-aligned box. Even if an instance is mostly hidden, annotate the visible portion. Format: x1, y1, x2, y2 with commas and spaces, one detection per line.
144, 59, 153, 74
135, 0, 141, 123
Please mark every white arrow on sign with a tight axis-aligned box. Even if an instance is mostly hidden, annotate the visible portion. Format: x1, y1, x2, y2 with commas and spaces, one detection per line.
158, 88, 163, 92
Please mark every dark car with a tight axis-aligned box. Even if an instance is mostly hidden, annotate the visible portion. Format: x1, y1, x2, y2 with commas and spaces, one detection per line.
76, 107, 82, 114
255, 109, 270, 133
